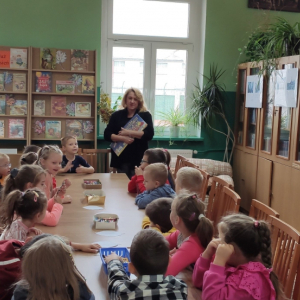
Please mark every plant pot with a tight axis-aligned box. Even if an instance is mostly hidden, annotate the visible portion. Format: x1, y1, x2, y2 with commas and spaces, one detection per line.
170, 126, 180, 138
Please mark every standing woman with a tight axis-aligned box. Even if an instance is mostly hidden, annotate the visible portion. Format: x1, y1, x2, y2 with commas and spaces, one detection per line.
104, 88, 154, 179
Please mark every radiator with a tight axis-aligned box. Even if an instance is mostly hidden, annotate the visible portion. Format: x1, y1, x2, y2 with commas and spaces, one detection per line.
167, 149, 193, 168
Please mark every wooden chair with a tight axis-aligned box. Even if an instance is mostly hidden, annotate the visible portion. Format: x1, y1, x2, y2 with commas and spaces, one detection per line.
249, 199, 279, 222
270, 216, 300, 299
82, 149, 111, 173
206, 177, 234, 228
174, 155, 187, 178
182, 160, 210, 202
60, 148, 82, 155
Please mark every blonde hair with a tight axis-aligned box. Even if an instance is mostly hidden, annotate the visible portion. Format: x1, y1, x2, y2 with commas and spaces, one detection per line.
121, 88, 148, 112
61, 135, 77, 147
37, 145, 62, 167
176, 167, 203, 195
144, 163, 168, 186
17, 235, 90, 300
0, 153, 9, 162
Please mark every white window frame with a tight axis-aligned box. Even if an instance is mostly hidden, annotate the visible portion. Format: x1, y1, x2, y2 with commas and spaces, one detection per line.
100, 0, 207, 137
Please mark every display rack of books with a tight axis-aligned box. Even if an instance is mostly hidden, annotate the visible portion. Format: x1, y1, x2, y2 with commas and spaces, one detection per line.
0, 46, 30, 151
30, 47, 97, 148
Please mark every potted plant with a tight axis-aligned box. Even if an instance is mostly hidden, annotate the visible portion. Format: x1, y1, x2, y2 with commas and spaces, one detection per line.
157, 107, 190, 138
190, 64, 235, 163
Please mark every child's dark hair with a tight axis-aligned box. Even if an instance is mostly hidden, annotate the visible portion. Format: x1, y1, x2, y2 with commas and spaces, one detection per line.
145, 197, 173, 233
23, 145, 41, 154
219, 214, 281, 299
2, 165, 46, 201
0, 188, 47, 227
175, 192, 213, 248
130, 230, 169, 275
20, 152, 38, 165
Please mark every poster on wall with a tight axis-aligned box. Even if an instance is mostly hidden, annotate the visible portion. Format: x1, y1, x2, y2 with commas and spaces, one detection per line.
245, 75, 263, 108
274, 68, 298, 108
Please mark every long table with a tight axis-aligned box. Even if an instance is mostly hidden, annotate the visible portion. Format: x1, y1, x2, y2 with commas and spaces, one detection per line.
38, 173, 201, 300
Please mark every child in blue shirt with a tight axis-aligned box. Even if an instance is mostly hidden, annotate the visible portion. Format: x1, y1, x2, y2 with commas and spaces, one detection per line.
135, 163, 175, 209
59, 136, 94, 174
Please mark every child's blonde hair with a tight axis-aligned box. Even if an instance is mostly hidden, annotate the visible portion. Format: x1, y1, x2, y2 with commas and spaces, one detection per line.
144, 163, 168, 186
176, 167, 203, 195
61, 135, 77, 147
37, 145, 62, 167
0, 153, 9, 162
18, 235, 91, 300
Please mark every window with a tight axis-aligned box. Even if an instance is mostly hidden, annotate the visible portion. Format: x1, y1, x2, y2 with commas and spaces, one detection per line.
101, 0, 204, 136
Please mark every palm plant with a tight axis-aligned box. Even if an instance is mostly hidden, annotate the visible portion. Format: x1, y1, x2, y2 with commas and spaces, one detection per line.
190, 64, 235, 163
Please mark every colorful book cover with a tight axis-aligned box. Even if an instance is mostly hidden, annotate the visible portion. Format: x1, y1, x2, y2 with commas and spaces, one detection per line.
75, 102, 91, 117
40, 48, 56, 70
10, 48, 27, 69
51, 96, 66, 116
110, 114, 148, 156
36, 72, 52, 92
33, 100, 45, 116
0, 96, 5, 115
71, 50, 89, 71
0, 74, 4, 91
13, 73, 26, 92
9, 119, 25, 138
33, 119, 45, 135
10, 100, 27, 115
56, 81, 75, 94
66, 102, 75, 116
0, 51, 10, 68
82, 76, 94, 94
45, 120, 61, 139
0, 120, 4, 138
66, 119, 83, 139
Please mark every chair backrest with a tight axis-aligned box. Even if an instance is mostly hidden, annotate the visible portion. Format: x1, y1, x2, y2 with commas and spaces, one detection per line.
270, 216, 300, 299
206, 177, 233, 227
182, 160, 210, 202
174, 155, 187, 178
249, 199, 279, 222
82, 149, 111, 173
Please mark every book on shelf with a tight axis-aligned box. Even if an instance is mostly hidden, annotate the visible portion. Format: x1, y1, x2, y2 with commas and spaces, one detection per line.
51, 96, 66, 116
56, 81, 75, 94
71, 49, 89, 71
36, 72, 52, 92
10, 48, 27, 69
75, 102, 91, 117
0, 95, 5, 115
111, 114, 147, 156
33, 119, 45, 135
33, 100, 45, 116
40, 48, 56, 70
13, 73, 26, 92
10, 100, 27, 115
9, 119, 25, 138
0, 120, 4, 138
0, 50, 10, 68
82, 76, 94, 94
0, 74, 4, 91
45, 120, 61, 139
66, 119, 83, 139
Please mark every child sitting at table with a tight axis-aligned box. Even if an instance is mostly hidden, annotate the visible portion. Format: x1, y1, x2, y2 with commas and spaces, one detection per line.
59, 135, 94, 174
142, 197, 176, 236
12, 235, 95, 300
135, 163, 175, 209
19, 152, 38, 165
165, 192, 213, 276
105, 230, 188, 299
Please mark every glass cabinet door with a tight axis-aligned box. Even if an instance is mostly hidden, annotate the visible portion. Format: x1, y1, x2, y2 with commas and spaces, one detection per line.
237, 69, 246, 146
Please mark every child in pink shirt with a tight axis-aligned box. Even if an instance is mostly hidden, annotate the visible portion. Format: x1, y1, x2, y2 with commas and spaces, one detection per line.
193, 214, 281, 300
165, 192, 213, 276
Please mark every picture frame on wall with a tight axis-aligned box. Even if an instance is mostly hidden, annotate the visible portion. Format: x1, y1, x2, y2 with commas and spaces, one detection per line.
248, 0, 300, 12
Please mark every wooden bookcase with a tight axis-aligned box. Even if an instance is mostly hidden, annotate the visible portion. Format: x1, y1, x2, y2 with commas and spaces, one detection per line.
0, 46, 97, 152
234, 56, 300, 231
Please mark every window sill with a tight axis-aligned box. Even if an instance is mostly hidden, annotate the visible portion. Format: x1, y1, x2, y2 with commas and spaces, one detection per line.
97, 135, 204, 142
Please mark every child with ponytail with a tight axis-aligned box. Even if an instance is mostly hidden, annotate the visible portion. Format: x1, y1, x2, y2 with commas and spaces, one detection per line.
165, 192, 213, 276
193, 214, 281, 300
2, 165, 64, 227
0, 188, 47, 241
